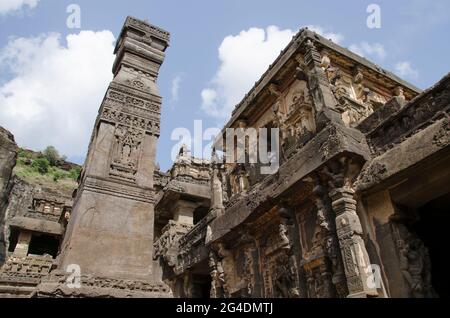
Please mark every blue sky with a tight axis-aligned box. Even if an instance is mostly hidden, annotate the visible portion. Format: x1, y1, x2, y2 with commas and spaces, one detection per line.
1, 0, 449, 171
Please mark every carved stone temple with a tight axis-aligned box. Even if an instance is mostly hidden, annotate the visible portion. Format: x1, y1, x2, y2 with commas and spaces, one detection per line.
0, 17, 449, 298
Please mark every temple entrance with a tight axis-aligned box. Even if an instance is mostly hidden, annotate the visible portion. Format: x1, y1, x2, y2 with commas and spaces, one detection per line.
28, 233, 60, 258
414, 192, 450, 298
191, 274, 211, 298
189, 259, 212, 298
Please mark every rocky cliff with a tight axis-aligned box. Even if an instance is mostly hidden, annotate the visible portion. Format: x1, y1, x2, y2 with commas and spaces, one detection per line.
0, 127, 18, 264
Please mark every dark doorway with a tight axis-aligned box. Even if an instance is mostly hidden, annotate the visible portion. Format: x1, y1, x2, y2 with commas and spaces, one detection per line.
192, 274, 211, 298
7, 228, 19, 253
414, 192, 450, 298
28, 234, 60, 258
193, 207, 209, 225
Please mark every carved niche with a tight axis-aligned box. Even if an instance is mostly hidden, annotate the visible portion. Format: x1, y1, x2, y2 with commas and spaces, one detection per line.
390, 213, 437, 298
274, 79, 316, 159
297, 201, 338, 298
110, 125, 145, 181
242, 245, 256, 296
209, 250, 228, 298
320, 53, 391, 126
259, 216, 301, 298
209, 243, 238, 298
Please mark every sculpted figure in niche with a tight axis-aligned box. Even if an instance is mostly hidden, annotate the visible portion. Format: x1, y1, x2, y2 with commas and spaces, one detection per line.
209, 252, 227, 298
220, 167, 229, 204
352, 67, 371, 104
279, 222, 290, 248
394, 86, 406, 101
272, 100, 288, 139
230, 173, 239, 196
394, 222, 436, 298
243, 247, 255, 296
231, 165, 249, 193
273, 257, 291, 297
211, 149, 224, 210
113, 125, 143, 168
272, 255, 300, 298
215, 243, 234, 297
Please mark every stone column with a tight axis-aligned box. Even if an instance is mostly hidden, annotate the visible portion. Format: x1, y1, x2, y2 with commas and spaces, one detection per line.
301, 38, 345, 130
172, 200, 197, 225
210, 150, 224, 213
55, 17, 171, 290
330, 187, 378, 298
14, 231, 31, 258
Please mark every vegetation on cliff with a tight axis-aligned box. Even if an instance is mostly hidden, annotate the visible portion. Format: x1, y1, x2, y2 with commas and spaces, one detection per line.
13, 146, 81, 193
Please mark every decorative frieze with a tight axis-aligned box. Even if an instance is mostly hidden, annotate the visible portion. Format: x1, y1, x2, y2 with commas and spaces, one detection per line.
125, 16, 170, 42
0, 255, 54, 284
37, 271, 172, 297
368, 75, 450, 154
154, 220, 194, 268
101, 106, 160, 136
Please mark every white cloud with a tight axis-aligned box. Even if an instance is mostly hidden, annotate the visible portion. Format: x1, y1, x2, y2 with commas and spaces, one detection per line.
201, 26, 296, 119
307, 25, 344, 44
0, 30, 115, 159
0, 0, 39, 15
348, 42, 386, 60
201, 89, 218, 111
171, 74, 183, 102
395, 61, 419, 80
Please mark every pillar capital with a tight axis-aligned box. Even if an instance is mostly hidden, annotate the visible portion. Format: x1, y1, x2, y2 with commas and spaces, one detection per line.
113, 16, 170, 77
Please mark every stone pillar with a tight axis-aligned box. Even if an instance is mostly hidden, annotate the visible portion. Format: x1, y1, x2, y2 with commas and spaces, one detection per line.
303, 40, 336, 113
14, 231, 31, 258
57, 17, 171, 286
172, 200, 197, 225
301, 38, 345, 130
330, 187, 378, 298
210, 151, 224, 212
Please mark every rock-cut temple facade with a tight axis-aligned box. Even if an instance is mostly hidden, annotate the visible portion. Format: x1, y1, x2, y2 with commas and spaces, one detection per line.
0, 17, 449, 298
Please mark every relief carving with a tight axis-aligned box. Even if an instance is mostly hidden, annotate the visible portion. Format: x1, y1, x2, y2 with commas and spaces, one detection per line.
242, 246, 255, 296
433, 118, 450, 147
391, 218, 436, 298
110, 125, 145, 181
209, 251, 228, 298
260, 214, 301, 298
278, 79, 316, 158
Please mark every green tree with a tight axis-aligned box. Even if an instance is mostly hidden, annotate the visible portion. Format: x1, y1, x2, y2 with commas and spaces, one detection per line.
69, 167, 82, 180
32, 158, 50, 174
43, 146, 60, 166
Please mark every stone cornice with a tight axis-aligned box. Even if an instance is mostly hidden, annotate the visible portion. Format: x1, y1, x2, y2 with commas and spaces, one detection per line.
209, 122, 370, 242
217, 28, 422, 142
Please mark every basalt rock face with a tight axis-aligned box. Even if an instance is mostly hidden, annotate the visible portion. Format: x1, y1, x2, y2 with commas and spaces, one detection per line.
0, 127, 18, 264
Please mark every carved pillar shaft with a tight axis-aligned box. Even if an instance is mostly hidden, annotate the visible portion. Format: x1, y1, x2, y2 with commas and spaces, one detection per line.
303, 40, 336, 113
56, 17, 171, 289
330, 187, 378, 298
13, 231, 31, 258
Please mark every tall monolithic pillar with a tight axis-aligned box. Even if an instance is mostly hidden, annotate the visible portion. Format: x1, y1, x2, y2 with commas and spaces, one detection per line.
58, 17, 169, 283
